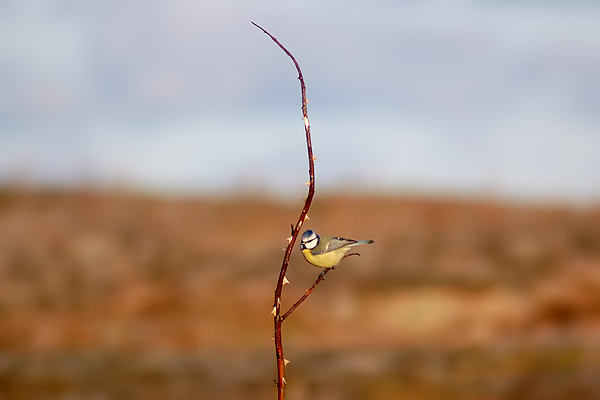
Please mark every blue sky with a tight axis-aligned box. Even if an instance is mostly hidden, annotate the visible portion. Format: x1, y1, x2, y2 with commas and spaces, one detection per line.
1, 1, 600, 201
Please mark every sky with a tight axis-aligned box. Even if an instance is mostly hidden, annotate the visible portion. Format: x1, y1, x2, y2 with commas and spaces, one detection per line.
1, 0, 600, 202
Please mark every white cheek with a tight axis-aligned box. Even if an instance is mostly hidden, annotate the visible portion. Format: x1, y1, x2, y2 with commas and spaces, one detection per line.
304, 238, 318, 249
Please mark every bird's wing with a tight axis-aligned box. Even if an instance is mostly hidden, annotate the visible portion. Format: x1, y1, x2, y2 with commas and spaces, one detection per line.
313, 236, 357, 255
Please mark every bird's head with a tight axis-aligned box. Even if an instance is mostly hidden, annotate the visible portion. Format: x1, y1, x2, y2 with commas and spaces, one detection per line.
300, 230, 319, 250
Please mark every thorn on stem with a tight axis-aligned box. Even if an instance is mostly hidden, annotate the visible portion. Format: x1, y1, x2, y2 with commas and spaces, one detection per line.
283, 276, 290, 285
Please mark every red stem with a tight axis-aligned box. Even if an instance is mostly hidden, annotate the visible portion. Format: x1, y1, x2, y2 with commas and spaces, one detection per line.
252, 22, 316, 400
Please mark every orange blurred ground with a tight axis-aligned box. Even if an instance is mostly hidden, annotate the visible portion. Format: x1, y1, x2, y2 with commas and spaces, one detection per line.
0, 188, 599, 399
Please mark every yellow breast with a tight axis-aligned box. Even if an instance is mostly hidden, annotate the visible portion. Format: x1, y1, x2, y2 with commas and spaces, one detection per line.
301, 248, 349, 269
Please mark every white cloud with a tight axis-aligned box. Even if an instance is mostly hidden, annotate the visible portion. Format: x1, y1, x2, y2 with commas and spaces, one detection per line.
0, 0, 599, 201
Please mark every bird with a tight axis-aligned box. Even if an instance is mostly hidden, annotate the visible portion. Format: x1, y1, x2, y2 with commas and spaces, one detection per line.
300, 229, 374, 269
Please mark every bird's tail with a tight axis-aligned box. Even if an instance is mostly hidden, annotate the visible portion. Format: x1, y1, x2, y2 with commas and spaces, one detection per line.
351, 240, 374, 246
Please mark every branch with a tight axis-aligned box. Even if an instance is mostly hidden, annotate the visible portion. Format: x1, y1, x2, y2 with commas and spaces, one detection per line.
282, 268, 332, 321
250, 22, 315, 301
252, 22, 315, 400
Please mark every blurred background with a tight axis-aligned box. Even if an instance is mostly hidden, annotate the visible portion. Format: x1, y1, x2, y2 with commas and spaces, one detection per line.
1, 1, 600, 399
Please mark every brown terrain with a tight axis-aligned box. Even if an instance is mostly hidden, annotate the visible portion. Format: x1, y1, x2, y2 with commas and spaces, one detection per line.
0, 188, 599, 399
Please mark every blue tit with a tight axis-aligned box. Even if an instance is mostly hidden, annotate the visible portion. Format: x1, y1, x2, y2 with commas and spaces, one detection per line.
300, 230, 374, 269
